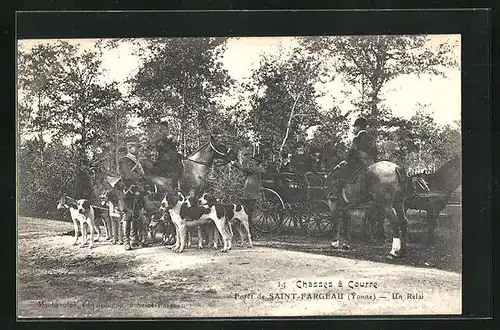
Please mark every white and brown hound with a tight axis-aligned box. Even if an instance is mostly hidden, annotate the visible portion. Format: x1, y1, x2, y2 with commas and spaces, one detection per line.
199, 193, 253, 248
99, 190, 124, 244
57, 196, 100, 248
160, 192, 232, 252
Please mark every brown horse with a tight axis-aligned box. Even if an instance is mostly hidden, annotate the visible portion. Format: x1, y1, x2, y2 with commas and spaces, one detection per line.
405, 153, 462, 244
326, 161, 410, 258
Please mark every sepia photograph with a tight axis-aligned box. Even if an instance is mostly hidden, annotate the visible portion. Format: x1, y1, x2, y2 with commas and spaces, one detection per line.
17, 33, 462, 318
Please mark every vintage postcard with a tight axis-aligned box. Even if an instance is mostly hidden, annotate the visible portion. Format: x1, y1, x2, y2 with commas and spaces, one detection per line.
17, 33, 462, 318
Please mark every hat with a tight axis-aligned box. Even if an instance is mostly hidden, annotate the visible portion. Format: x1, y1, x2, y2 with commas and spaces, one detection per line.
353, 117, 368, 129
126, 135, 142, 147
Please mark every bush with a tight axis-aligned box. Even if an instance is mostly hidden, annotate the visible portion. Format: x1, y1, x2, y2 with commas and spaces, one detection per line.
18, 142, 78, 218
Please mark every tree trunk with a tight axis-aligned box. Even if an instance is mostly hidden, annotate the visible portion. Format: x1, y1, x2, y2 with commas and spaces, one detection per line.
278, 89, 306, 167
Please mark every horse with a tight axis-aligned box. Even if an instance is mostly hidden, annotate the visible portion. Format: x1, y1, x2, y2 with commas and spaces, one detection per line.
325, 160, 410, 258
405, 153, 462, 244
148, 136, 236, 197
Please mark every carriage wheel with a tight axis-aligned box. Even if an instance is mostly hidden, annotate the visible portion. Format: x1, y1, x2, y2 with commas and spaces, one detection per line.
281, 201, 308, 233
253, 188, 285, 233
303, 199, 334, 237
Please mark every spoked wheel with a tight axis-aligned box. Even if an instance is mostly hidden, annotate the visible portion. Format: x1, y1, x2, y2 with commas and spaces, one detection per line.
253, 188, 285, 233
303, 199, 335, 237
281, 201, 308, 233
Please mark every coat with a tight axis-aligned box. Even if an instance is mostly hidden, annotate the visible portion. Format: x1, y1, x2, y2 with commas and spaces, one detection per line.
119, 153, 145, 187
235, 158, 264, 200
347, 131, 378, 167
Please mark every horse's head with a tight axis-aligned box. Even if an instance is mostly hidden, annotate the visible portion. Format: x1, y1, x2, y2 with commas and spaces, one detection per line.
208, 138, 236, 164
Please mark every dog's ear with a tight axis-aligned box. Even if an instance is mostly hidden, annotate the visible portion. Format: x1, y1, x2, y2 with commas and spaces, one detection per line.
82, 200, 91, 210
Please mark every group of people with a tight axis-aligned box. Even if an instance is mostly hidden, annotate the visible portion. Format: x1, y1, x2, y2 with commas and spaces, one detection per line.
73, 116, 378, 251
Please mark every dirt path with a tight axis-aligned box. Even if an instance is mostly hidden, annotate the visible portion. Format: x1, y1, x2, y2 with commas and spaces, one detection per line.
17, 217, 461, 318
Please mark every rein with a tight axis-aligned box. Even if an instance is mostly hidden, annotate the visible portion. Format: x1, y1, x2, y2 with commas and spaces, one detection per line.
181, 141, 229, 167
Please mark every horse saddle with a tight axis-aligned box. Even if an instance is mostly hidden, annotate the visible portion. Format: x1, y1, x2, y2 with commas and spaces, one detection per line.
347, 166, 368, 184
106, 175, 122, 188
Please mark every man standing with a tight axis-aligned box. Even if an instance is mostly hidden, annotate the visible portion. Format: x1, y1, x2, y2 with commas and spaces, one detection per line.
232, 149, 265, 237
119, 135, 147, 251
331, 116, 378, 198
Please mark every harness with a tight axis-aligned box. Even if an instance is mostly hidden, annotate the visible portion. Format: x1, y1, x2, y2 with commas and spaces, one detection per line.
181, 142, 230, 167
125, 154, 145, 175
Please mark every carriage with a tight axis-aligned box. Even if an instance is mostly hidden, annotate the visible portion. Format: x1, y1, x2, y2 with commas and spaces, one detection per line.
252, 169, 335, 237
251, 154, 460, 241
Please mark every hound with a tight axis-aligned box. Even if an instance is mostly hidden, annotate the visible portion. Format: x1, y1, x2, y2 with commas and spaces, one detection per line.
148, 212, 175, 245
198, 193, 252, 248
57, 196, 100, 248
99, 190, 123, 244
197, 193, 232, 252
161, 192, 232, 252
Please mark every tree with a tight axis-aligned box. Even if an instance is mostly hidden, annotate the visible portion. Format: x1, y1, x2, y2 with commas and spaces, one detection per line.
129, 37, 233, 154
378, 107, 461, 173
17, 42, 71, 163
54, 43, 122, 164
18, 40, 123, 166
306, 35, 458, 135
246, 42, 323, 164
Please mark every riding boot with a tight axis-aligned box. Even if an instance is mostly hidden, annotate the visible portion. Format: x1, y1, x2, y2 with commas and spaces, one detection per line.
111, 217, 119, 245
123, 219, 132, 251
130, 219, 142, 248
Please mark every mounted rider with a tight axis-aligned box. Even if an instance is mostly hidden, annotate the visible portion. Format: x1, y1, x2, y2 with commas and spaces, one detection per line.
331, 116, 378, 200
119, 135, 148, 251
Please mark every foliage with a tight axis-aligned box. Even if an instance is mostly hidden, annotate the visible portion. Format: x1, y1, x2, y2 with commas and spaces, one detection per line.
246, 42, 323, 163
129, 37, 233, 154
17, 37, 462, 218
18, 140, 78, 218
306, 35, 458, 135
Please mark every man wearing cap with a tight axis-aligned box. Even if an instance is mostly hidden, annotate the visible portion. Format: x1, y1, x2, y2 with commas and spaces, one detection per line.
331, 116, 378, 198
309, 146, 324, 173
119, 136, 147, 251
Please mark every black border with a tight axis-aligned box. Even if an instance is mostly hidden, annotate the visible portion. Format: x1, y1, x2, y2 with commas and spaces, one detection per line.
7, 5, 493, 329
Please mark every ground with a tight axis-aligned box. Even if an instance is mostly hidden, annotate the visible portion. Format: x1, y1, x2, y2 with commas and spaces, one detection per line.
17, 207, 461, 318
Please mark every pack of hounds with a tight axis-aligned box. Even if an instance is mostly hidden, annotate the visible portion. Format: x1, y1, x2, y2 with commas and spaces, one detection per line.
56, 190, 253, 252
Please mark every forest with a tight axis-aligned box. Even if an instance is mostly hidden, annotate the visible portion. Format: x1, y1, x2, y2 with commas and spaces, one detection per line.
17, 36, 461, 217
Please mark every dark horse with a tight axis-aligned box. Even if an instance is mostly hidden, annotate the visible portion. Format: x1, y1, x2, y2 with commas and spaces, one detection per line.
326, 161, 410, 258
405, 153, 462, 244
148, 136, 235, 197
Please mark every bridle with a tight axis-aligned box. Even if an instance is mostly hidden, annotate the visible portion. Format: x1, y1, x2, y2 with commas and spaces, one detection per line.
183, 142, 231, 167
209, 141, 229, 157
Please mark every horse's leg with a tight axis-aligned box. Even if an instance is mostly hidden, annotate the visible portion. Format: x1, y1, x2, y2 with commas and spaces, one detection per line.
426, 206, 438, 245
362, 207, 374, 241
395, 201, 409, 256
373, 208, 386, 241
383, 205, 403, 258
340, 210, 350, 244
328, 199, 350, 249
